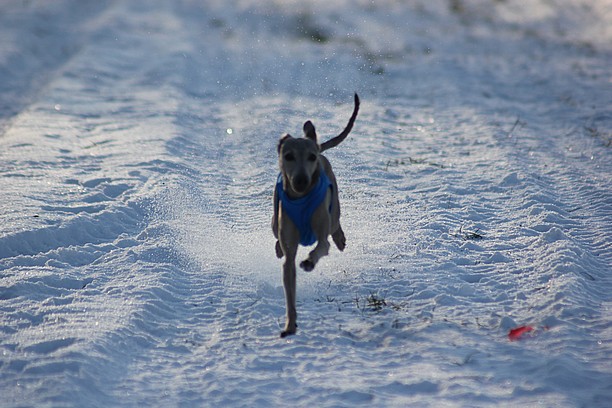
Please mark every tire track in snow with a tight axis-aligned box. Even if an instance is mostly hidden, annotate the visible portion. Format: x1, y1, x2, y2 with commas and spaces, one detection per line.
490, 114, 612, 376
0, 2, 220, 405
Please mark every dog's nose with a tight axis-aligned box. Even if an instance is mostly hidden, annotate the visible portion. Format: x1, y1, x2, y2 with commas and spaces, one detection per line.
293, 173, 309, 193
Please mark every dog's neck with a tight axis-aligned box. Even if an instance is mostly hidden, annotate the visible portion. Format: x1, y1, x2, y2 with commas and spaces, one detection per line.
282, 164, 321, 200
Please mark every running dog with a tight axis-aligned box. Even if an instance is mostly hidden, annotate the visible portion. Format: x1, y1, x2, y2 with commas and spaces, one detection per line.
272, 94, 359, 337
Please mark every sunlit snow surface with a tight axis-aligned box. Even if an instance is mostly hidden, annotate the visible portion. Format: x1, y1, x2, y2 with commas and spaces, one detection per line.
1, 0, 611, 406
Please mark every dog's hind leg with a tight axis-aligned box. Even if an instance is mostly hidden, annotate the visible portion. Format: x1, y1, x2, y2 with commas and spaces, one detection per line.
275, 240, 283, 258
272, 185, 284, 259
332, 224, 346, 251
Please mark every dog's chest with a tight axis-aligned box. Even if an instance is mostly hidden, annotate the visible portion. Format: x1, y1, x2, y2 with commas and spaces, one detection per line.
276, 172, 332, 246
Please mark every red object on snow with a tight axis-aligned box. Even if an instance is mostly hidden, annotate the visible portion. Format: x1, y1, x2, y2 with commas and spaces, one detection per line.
508, 326, 534, 341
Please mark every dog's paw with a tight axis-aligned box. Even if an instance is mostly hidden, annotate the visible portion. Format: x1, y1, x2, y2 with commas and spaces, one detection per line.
300, 259, 315, 272
332, 229, 346, 251
280, 323, 297, 338
280, 329, 296, 338
334, 235, 346, 251
275, 240, 283, 258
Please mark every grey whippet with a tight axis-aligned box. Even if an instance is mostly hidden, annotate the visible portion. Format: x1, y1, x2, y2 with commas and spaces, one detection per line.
272, 94, 360, 337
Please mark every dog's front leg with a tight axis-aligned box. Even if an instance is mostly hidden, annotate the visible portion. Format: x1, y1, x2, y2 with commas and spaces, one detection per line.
281, 252, 297, 337
279, 213, 299, 337
300, 194, 332, 272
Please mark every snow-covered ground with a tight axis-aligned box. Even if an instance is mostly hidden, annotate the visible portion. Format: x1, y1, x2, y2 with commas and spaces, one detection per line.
1, 0, 610, 406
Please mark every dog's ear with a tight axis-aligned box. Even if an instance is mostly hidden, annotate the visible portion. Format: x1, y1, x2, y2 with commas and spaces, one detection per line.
303, 121, 317, 143
277, 134, 292, 154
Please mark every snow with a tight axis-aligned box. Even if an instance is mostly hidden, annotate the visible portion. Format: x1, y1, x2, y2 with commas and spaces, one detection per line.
1, 0, 611, 406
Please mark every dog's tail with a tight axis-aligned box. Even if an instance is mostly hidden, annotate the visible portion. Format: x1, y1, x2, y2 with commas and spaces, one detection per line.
320, 93, 360, 152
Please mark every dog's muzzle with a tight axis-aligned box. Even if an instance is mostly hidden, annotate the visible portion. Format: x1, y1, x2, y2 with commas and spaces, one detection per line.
292, 173, 310, 193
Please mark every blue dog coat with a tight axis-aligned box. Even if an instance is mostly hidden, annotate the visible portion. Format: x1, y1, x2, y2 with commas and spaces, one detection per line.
276, 170, 333, 246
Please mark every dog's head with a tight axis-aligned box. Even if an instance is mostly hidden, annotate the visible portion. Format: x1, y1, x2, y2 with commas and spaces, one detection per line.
277, 120, 320, 195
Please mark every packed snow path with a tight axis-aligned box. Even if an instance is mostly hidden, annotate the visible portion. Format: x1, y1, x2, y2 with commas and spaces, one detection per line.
1, 1, 610, 406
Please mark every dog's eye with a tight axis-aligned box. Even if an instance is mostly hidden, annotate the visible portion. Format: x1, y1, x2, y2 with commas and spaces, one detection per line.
284, 153, 295, 161
307, 154, 317, 162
